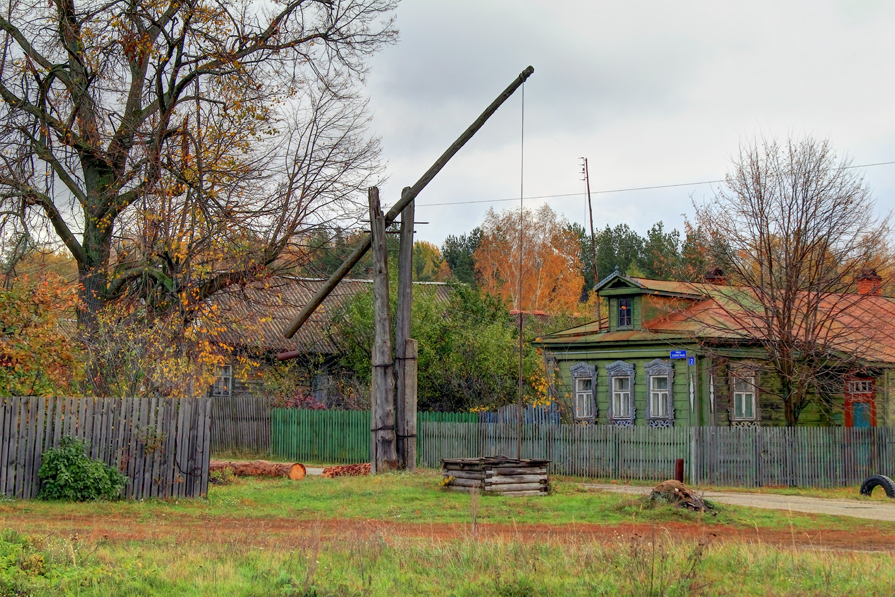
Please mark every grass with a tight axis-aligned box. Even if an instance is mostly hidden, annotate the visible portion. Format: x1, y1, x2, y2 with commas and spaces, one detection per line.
2, 471, 895, 595
1, 469, 888, 533
1, 523, 894, 595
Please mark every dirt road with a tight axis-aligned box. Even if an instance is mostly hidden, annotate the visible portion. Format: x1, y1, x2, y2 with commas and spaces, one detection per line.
584, 483, 895, 521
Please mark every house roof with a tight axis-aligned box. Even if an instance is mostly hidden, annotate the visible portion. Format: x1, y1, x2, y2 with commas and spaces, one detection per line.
209, 276, 451, 355
539, 274, 895, 365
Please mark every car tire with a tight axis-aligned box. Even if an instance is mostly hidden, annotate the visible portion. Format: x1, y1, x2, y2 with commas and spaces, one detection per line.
860, 475, 895, 498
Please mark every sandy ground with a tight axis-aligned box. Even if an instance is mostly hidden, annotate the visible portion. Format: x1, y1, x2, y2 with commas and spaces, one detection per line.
584, 483, 895, 522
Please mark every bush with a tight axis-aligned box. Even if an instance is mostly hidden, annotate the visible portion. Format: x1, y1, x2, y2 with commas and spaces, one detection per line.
37, 437, 127, 501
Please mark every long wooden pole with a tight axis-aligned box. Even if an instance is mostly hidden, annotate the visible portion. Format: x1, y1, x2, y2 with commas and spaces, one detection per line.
395, 191, 414, 469
368, 188, 397, 474
283, 66, 535, 339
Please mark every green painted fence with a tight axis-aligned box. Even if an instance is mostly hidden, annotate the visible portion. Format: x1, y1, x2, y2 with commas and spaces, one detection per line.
270, 409, 479, 464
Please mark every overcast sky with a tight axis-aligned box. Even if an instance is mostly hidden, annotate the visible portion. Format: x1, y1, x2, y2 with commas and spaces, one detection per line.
362, 0, 895, 247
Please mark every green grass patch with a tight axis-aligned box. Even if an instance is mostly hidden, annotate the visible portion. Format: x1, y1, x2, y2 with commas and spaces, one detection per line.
1, 526, 893, 596
1, 470, 890, 535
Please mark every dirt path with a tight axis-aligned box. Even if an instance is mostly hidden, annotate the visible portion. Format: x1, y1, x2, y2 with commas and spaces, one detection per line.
584, 483, 895, 521
4, 511, 895, 552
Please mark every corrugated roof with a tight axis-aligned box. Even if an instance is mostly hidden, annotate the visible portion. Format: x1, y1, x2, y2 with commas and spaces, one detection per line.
539, 276, 895, 364
209, 277, 451, 354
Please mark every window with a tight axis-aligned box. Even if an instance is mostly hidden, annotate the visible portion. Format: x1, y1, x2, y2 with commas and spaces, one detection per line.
618, 298, 632, 327
849, 380, 873, 394
733, 376, 755, 420
576, 378, 594, 418
212, 365, 232, 397
650, 376, 669, 417
644, 358, 675, 427
570, 362, 596, 420
613, 377, 631, 418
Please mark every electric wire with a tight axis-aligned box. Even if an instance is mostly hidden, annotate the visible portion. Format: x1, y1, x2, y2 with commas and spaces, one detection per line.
410, 160, 895, 208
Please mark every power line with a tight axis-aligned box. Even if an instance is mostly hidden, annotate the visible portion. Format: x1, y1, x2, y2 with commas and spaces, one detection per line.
408, 159, 895, 208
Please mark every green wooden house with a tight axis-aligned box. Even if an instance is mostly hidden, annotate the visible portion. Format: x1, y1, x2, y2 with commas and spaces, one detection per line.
535, 271, 895, 428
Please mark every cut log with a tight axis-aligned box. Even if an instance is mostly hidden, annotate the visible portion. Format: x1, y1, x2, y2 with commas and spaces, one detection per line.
322, 463, 371, 478
210, 460, 306, 480
485, 475, 545, 484
484, 482, 545, 492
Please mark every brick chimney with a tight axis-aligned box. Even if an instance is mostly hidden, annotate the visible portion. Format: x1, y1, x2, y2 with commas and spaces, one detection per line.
857, 268, 883, 296
704, 267, 728, 286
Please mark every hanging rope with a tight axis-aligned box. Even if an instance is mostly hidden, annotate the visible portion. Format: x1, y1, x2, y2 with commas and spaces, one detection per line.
517, 81, 525, 459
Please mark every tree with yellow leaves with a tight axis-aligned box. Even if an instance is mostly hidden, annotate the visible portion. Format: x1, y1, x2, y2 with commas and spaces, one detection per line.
474, 205, 584, 313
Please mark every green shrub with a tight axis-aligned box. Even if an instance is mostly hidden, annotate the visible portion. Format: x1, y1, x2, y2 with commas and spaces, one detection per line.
37, 437, 127, 501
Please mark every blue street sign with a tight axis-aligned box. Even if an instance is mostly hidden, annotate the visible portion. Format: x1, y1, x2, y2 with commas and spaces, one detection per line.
670, 350, 687, 359
688, 357, 695, 366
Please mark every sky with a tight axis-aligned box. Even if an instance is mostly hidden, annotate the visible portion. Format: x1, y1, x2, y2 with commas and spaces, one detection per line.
363, 0, 895, 247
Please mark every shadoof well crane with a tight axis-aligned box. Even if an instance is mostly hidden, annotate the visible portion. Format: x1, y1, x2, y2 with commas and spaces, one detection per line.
281, 66, 534, 474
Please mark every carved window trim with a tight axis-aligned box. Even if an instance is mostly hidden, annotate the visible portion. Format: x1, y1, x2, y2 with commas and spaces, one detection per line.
644, 358, 675, 427
606, 360, 635, 426
570, 362, 597, 422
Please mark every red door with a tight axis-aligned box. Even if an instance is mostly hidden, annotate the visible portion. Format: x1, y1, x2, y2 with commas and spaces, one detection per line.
844, 378, 876, 428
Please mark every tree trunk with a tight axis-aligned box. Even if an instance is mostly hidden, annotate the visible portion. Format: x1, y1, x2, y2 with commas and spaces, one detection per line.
210, 460, 306, 480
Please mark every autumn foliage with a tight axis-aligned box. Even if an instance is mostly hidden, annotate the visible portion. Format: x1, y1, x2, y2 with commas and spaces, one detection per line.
474, 206, 584, 313
0, 273, 81, 396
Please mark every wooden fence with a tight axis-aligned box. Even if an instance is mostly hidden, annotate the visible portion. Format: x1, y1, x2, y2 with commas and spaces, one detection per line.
210, 396, 273, 454
269, 409, 895, 487
1, 396, 211, 500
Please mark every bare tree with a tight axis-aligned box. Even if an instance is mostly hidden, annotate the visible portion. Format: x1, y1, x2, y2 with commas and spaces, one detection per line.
0, 0, 396, 333
693, 136, 892, 425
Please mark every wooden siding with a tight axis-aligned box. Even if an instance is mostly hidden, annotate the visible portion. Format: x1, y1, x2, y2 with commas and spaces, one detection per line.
1, 397, 211, 500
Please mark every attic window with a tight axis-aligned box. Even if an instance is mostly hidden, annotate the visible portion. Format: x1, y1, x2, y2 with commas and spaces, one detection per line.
618, 298, 632, 327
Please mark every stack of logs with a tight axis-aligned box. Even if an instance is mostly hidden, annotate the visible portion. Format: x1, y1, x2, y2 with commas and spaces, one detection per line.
442, 456, 549, 497
322, 463, 371, 478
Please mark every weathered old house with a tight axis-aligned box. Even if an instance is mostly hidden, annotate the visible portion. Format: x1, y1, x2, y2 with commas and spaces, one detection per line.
207, 276, 450, 401
536, 270, 895, 428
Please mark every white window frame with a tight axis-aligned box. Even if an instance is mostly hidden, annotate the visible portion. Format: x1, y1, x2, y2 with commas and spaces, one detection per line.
212, 365, 232, 397
644, 358, 675, 427
650, 376, 669, 417
732, 375, 756, 421
613, 377, 632, 418
606, 360, 635, 425
575, 378, 594, 418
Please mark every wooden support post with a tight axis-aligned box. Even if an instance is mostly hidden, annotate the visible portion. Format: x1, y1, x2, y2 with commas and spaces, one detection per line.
284, 66, 535, 340
369, 187, 397, 474
395, 190, 415, 469
403, 339, 418, 471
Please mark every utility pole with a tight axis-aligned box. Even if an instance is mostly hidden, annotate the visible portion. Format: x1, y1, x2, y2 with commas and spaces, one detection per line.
581, 158, 602, 328
368, 187, 397, 473
395, 188, 417, 470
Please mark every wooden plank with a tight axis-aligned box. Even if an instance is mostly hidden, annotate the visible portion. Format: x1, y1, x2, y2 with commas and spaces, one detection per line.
162, 398, 179, 498
485, 475, 546, 484
200, 397, 212, 497
495, 490, 546, 497
0, 398, 8, 496
28, 396, 47, 499
14, 397, 27, 497
3, 398, 18, 496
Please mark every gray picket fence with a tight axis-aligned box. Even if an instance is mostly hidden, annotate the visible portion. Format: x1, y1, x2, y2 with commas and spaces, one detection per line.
1, 396, 212, 499
210, 396, 273, 454
418, 423, 895, 487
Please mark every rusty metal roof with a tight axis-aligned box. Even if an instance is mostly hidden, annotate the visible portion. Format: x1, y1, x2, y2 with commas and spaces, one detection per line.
209, 277, 451, 355
540, 276, 895, 364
